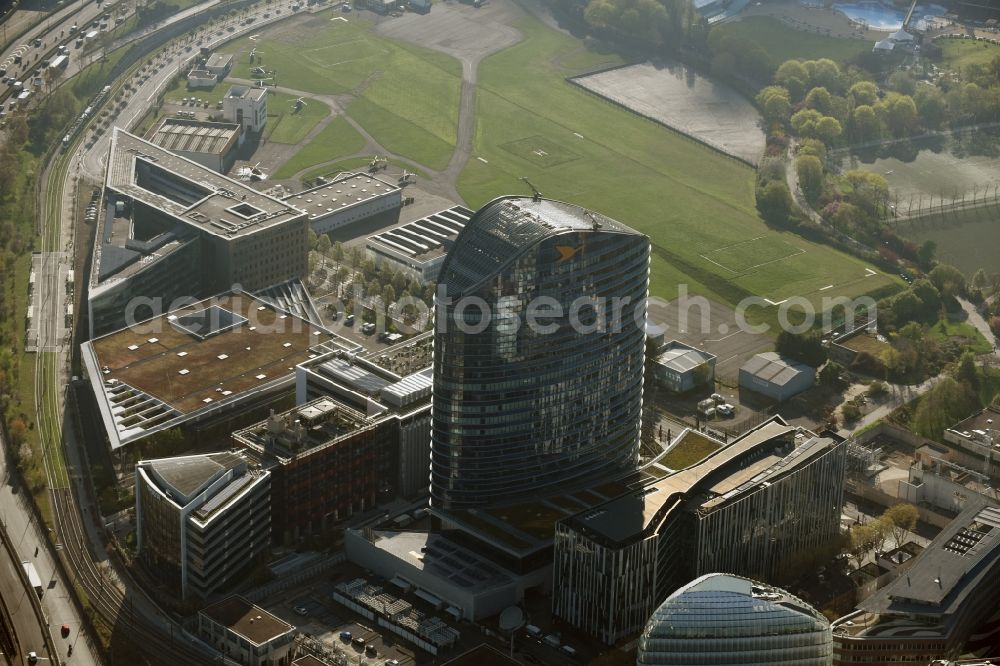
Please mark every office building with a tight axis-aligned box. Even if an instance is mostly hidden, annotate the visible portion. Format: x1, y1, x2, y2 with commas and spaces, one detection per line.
88, 129, 308, 337
223, 84, 267, 134
832, 500, 1000, 664
284, 171, 401, 235
651, 340, 717, 393
148, 117, 241, 173
186, 69, 217, 89
430, 196, 650, 510
233, 397, 400, 544
135, 453, 270, 600
366, 205, 473, 283
198, 596, 296, 666
553, 418, 846, 643
637, 573, 833, 665
82, 290, 346, 449
204, 53, 233, 80
294, 333, 433, 498
739, 352, 816, 401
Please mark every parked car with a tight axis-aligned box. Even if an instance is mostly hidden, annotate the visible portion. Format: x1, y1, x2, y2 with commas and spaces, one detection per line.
339, 631, 352, 642
293, 605, 308, 616
366, 644, 377, 656
353, 636, 366, 648
344, 314, 355, 326
716, 403, 734, 417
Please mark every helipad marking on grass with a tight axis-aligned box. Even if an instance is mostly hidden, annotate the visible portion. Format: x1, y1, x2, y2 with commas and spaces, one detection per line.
819, 284, 834, 291
248, 34, 261, 40
864, 268, 876, 276
763, 298, 787, 306
573, 132, 584, 138
477, 157, 488, 164
330, 16, 348, 21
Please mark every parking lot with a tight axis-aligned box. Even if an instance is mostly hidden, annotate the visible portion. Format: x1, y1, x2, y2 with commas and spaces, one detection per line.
268, 585, 418, 665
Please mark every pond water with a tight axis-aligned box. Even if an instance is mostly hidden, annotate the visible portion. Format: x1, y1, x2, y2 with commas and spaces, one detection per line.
573, 62, 765, 164
827, 1, 945, 31
842, 130, 1000, 215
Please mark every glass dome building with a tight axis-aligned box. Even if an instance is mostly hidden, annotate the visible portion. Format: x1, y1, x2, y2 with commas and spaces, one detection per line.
430, 196, 649, 510
637, 573, 833, 665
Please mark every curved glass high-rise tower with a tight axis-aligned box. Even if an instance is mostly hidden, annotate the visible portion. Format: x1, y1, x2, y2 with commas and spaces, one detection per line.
430, 196, 649, 510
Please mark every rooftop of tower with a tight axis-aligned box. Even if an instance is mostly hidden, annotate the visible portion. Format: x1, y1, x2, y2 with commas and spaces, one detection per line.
437, 196, 646, 297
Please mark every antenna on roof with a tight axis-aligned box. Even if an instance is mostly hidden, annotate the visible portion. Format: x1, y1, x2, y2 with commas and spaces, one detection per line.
520, 176, 542, 202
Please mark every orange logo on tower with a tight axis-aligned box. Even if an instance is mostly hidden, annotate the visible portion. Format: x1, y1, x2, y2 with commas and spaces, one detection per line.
556, 245, 583, 263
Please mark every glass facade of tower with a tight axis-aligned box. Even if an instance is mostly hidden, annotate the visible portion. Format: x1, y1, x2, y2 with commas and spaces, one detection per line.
430, 197, 649, 509
637, 574, 833, 665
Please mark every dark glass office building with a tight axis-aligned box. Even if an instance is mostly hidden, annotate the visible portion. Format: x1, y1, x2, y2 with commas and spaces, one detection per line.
431, 196, 649, 509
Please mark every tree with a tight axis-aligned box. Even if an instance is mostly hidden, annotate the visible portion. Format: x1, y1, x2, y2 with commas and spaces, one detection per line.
849, 522, 875, 569
972, 268, 989, 292
316, 234, 332, 256
776, 330, 827, 367
775, 59, 809, 88
805, 58, 843, 93
851, 104, 880, 141
869, 517, 891, 555
804, 86, 833, 114
956, 351, 981, 393
795, 154, 823, 202
887, 70, 917, 95
882, 503, 919, 549
880, 93, 918, 136
911, 376, 980, 439
382, 283, 396, 306
849, 80, 879, 106
915, 87, 947, 129
928, 263, 967, 299
757, 181, 793, 224
798, 138, 827, 162
791, 108, 823, 136
819, 361, 846, 388
917, 240, 936, 269
756, 86, 792, 124
307, 228, 318, 250
815, 115, 843, 145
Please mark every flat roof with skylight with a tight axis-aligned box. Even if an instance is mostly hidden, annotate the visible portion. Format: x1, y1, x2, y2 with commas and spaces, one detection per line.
283, 172, 400, 222
106, 129, 304, 238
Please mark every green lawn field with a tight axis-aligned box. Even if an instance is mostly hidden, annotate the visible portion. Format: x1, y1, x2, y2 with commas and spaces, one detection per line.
265, 91, 329, 144
273, 115, 367, 178
711, 16, 871, 67
461, 18, 898, 309
937, 38, 1000, 73
224, 12, 461, 168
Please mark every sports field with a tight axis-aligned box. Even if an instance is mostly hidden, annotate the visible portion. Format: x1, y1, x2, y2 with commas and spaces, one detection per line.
461, 18, 897, 309
225, 13, 461, 169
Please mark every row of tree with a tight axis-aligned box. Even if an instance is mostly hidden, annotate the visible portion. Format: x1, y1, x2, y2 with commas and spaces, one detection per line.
847, 503, 919, 570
